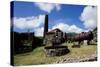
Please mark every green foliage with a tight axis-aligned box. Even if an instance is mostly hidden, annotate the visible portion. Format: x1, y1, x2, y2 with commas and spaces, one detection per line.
66, 32, 77, 37
93, 27, 97, 32
34, 37, 43, 46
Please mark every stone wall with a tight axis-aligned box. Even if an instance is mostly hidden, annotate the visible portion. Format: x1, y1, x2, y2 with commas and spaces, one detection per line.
44, 46, 70, 56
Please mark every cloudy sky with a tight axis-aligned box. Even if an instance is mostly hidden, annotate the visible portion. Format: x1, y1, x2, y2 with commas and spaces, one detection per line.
11, 1, 97, 36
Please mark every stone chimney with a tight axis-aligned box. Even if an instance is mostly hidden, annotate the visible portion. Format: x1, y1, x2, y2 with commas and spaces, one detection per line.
43, 15, 48, 38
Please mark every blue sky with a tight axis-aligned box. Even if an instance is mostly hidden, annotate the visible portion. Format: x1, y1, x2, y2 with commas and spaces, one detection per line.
11, 1, 97, 36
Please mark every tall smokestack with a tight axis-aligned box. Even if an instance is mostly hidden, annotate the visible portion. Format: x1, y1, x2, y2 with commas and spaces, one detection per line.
43, 15, 48, 38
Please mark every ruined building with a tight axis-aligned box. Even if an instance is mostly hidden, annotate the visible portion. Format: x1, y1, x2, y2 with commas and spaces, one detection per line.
44, 28, 66, 46
43, 15, 69, 56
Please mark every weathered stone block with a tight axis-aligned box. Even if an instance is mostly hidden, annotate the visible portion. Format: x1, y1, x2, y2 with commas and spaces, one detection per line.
44, 46, 70, 56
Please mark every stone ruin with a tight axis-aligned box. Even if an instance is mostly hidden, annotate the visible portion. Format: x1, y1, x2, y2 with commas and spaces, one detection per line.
43, 15, 70, 56
43, 15, 69, 56
44, 29, 70, 56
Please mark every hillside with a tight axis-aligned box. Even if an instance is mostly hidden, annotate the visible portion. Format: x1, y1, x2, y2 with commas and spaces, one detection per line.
14, 43, 97, 66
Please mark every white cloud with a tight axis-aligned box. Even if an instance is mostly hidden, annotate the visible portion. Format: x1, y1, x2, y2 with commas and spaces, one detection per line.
13, 15, 46, 36
80, 6, 97, 30
52, 23, 69, 32
34, 2, 61, 13
13, 14, 45, 29
52, 22, 84, 33
34, 27, 44, 37
67, 25, 83, 33
33, 22, 86, 36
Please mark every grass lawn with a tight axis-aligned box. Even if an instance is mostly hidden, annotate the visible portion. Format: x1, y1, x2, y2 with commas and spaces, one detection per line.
14, 43, 97, 66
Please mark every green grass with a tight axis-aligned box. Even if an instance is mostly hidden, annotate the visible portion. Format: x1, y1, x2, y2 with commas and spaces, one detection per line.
14, 43, 97, 66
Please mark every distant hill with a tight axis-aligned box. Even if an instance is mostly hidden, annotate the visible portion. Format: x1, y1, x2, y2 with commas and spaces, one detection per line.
93, 27, 97, 32
66, 32, 77, 37
92, 27, 97, 42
